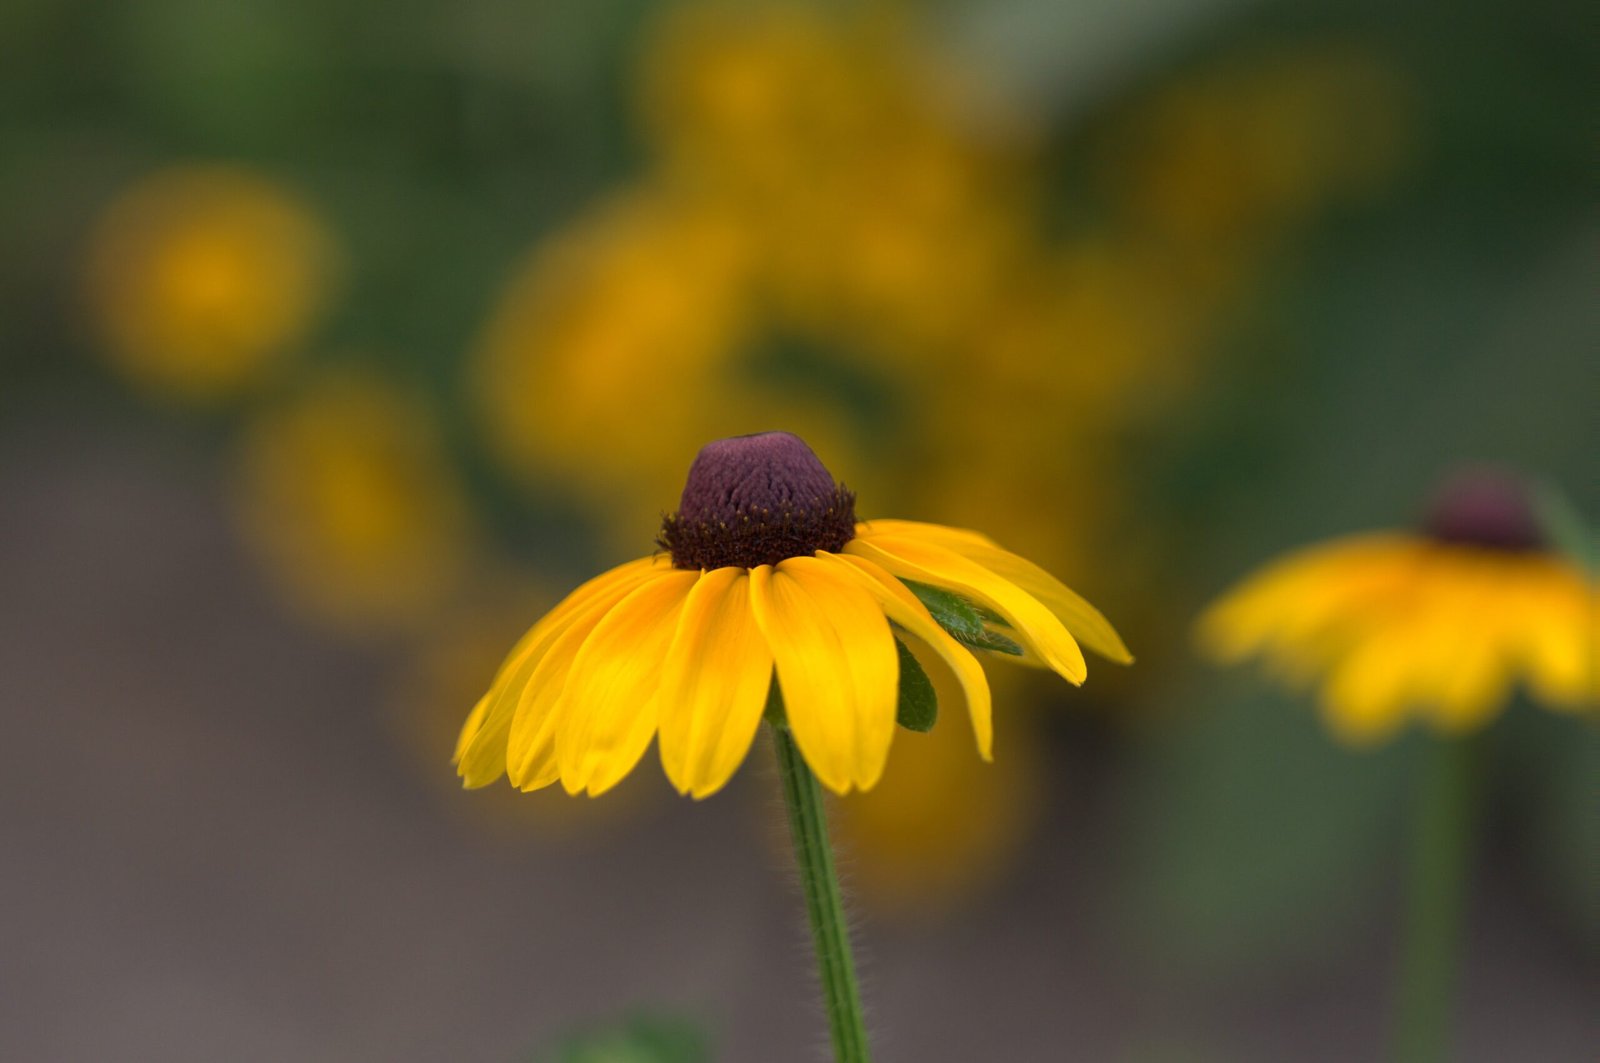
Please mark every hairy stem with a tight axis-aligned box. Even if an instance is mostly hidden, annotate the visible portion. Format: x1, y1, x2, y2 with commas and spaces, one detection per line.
771, 724, 871, 1063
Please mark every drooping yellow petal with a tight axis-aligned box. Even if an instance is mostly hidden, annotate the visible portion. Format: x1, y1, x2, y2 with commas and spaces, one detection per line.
656, 567, 775, 798
557, 570, 700, 796
845, 534, 1088, 685
1515, 562, 1598, 709
819, 551, 994, 760
1319, 621, 1419, 744
453, 694, 492, 765
750, 559, 899, 794
1196, 535, 1419, 666
456, 555, 666, 789
858, 520, 1132, 663
506, 576, 664, 791
1418, 565, 1510, 734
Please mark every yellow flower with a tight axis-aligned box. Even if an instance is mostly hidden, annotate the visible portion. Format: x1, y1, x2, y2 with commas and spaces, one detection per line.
1198, 472, 1598, 744
86, 165, 338, 402
637, 1, 1035, 359
455, 432, 1130, 798
234, 368, 470, 633
471, 186, 755, 512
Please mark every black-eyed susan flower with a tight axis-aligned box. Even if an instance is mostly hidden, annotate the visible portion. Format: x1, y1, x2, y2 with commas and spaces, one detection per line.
1198, 470, 1597, 744
456, 431, 1130, 798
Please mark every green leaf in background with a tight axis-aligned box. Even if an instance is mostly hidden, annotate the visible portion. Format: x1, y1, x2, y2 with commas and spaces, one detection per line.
1110, 676, 1413, 976
893, 636, 938, 732
902, 579, 1023, 655
539, 1013, 711, 1063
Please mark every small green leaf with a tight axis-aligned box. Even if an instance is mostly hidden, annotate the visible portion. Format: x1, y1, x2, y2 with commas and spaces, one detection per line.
954, 627, 1024, 656
542, 1013, 712, 1063
901, 579, 1023, 655
972, 604, 1012, 627
893, 637, 938, 732
901, 579, 986, 638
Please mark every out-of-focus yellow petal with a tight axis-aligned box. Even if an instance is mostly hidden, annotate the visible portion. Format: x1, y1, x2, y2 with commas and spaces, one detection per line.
858, 520, 1132, 663
1320, 627, 1415, 744
457, 556, 665, 790
1413, 572, 1503, 733
557, 570, 700, 796
657, 567, 774, 798
750, 559, 898, 794
1196, 534, 1419, 665
453, 694, 492, 766
1516, 562, 1598, 708
845, 534, 1088, 685
819, 551, 994, 760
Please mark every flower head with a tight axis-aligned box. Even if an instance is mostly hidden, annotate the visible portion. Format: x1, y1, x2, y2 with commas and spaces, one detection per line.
1198, 469, 1598, 744
456, 432, 1130, 798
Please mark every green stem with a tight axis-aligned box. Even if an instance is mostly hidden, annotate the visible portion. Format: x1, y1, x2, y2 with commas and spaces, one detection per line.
1392, 735, 1479, 1063
770, 724, 871, 1063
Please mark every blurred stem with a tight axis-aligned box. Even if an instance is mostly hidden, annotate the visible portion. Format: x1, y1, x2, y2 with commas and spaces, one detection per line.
1392, 734, 1479, 1063
770, 724, 871, 1063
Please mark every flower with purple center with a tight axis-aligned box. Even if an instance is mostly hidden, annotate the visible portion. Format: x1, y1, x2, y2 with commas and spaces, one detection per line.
456, 431, 1131, 797
1198, 467, 1597, 743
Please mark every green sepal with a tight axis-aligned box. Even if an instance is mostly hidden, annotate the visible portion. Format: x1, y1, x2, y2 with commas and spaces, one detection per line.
762, 673, 787, 729
901, 579, 1023, 656
955, 626, 1024, 656
893, 636, 938, 732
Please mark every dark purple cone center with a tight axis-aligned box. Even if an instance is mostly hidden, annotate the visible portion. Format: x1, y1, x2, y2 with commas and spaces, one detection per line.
658, 432, 857, 570
1423, 468, 1543, 551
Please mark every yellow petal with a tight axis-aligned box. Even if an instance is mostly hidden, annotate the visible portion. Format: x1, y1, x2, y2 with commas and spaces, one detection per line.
859, 520, 1132, 663
557, 570, 700, 796
820, 551, 994, 760
506, 577, 661, 791
456, 555, 665, 789
453, 694, 492, 765
1517, 564, 1598, 709
656, 567, 775, 798
1196, 535, 1418, 666
845, 535, 1088, 685
750, 559, 898, 794
1319, 627, 1415, 744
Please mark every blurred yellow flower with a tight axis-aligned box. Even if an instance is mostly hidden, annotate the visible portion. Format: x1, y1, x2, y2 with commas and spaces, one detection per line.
86, 165, 338, 402
1198, 473, 1597, 744
1109, 46, 1413, 250
472, 186, 756, 516
639, 1, 1034, 360
234, 368, 470, 634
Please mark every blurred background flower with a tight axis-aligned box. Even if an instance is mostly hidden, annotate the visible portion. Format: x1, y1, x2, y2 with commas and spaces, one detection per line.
85, 165, 338, 403
2, 0, 1593, 1059
232, 367, 471, 634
